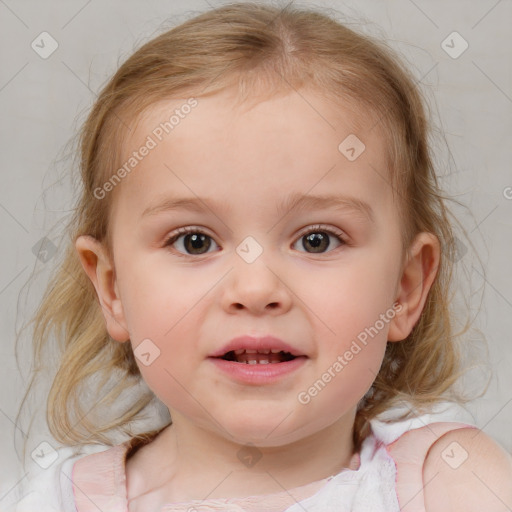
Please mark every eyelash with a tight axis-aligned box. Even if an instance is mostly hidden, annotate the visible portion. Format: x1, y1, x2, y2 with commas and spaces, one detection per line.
163, 224, 348, 257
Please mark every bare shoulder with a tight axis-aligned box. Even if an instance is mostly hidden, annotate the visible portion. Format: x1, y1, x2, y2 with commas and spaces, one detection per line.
423, 427, 512, 512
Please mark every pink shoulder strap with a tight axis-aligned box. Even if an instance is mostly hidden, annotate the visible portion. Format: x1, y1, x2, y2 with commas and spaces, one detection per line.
72, 441, 131, 512
386, 421, 478, 512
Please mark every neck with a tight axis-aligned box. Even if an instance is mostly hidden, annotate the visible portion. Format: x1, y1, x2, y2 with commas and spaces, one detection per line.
145, 408, 358, 502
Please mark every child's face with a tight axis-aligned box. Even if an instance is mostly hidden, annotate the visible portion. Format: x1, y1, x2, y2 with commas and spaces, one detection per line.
93, 88, 412, 446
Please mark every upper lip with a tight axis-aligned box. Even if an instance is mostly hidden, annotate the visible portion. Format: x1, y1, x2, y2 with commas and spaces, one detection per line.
209, 335, 306, 358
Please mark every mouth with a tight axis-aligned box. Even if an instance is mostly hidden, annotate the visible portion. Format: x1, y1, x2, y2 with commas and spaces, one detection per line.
218, 348, 298, 365
208, 342, 309, 386
208, 335, 308, 384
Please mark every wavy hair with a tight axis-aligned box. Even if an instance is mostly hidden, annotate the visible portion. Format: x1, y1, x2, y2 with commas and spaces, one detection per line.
15, 2, 488, 463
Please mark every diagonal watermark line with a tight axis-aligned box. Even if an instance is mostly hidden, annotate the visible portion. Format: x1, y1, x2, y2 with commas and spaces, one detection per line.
233, 251, 442, 430
470, 395, 512, 440
266, 164, 337, 234
0, 266, 28, 296
470, 204, 498, 233
472, 61, 512, 105
406, 0, 439, 28
0, 0, 29, 28
0, 407, 28, 439
163, 368, 233, 437
278, 73, 337, 131
472, 266, 512, 309
363, 369, 442, 440
264, 265, 336, 335
265, 0, 296, 28
200, 0, 334, 135
471, 469, 512, 509
264, 470, 310, 512
0, 62, 29, 93
0, 473, 29, 503
61, 0, 92, 30
163, 267, 234, 337
266, 63, 437, 245
0, 202, 29, 233
63, 58, 132, 130
201, 470, 235, 500
471, 0, 503, 29
162, 163, 233, 233
390, 398, 439, 438
368, 61, 439, 139
62, 472, 103, 512
399, 469, 440, 510
367, 162, 409, 210
61, 60, 96, 96
264, 410, 294, 439
194, 0, 295, 101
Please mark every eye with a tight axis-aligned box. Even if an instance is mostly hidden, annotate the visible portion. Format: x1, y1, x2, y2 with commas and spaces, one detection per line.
164, 224, 348, 257
163, 227, 219, 256
292, 225, 347, 254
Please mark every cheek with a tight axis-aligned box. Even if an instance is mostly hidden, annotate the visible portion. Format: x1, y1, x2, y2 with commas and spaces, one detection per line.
300, 330, 387, 415
136, 361, 191, 412
305, 260, 398, 339
131, 321, 201, 411
118, 263, 205, 340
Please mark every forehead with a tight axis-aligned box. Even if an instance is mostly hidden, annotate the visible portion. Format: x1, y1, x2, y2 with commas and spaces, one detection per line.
111, 88, 393, 223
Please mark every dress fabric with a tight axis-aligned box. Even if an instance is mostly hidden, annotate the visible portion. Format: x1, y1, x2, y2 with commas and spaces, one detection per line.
72, 421, 475, 512
8, 417, 477, 512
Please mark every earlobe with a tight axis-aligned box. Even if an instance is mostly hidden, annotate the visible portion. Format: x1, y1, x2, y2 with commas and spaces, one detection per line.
75, 235, 130, 342
388, 232, 440, 342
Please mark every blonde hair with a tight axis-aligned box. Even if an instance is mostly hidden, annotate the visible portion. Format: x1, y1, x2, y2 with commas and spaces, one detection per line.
16, 2, 488, 461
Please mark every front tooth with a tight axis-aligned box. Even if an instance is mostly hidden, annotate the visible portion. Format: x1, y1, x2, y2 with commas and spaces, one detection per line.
259, 349, 271, 354
247, 359, 258, 364
245, 349, 257, 354
258, 359, 270, 364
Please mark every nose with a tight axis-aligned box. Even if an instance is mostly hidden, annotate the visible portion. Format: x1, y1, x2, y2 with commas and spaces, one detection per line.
221, 254, 293, 316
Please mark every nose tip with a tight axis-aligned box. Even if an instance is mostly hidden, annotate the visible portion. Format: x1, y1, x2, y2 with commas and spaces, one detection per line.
223, 260, 292, 315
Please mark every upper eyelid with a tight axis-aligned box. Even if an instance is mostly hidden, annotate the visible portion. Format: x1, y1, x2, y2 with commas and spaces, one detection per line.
167, 224, 346, 237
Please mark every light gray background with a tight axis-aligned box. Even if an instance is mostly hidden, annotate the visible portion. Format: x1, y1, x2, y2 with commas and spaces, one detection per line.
1, 0, 511, 502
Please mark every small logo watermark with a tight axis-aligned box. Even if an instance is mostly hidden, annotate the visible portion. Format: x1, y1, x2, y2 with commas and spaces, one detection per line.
31, 31, 59, 59
134, 338, 161, 366
441, 441, 468, 469
31, 441, 58, 469
237, 444, 263, 468
32, 237, 57, 263
441, 31, 469, 59
236, 236, 263, 264
338, 134, 366, 161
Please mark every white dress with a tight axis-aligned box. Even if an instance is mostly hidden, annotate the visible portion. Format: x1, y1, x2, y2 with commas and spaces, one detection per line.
4, 402, 476, 512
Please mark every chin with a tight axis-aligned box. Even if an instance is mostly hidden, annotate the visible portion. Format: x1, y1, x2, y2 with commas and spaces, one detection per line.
219, 414, 314, 448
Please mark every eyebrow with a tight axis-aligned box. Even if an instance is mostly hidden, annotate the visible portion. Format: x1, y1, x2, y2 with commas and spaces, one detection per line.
142, 192, 375, 223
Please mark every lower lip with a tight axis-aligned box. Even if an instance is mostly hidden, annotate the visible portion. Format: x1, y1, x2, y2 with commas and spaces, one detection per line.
208, 356, 307, 385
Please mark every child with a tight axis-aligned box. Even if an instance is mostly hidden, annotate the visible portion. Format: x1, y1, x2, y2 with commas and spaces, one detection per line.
9, 2, 512, 511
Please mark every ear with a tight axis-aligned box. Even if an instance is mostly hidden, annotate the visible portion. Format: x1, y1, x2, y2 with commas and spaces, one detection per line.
388, 232, 440, 342
75, 235, 130, 342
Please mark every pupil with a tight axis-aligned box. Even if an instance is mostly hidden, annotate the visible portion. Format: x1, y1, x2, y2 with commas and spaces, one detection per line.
185, 233, 210, 254
182, 232, 330, 255
304, 232, 328, 253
